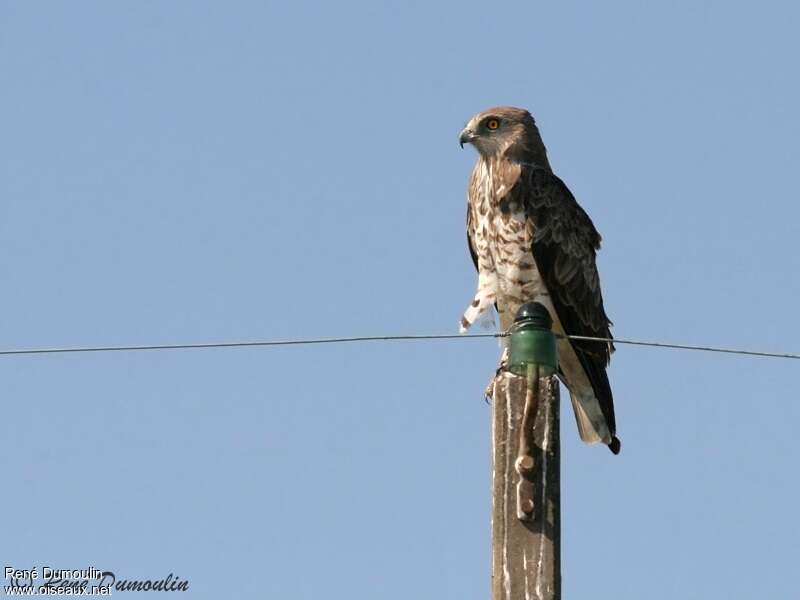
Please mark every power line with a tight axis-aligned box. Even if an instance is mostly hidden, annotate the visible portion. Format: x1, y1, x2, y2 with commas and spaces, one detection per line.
564, 335, 800, 361
0, 332, 797, 360
0, 333, 497, 356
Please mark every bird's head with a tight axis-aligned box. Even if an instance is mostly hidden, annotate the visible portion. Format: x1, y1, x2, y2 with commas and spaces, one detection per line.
459, 106, 546, 164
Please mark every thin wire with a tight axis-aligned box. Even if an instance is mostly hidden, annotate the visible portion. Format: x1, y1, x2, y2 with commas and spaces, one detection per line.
0, 333, 498, 356
561, 335, 800, 360
0, 332, 797, 360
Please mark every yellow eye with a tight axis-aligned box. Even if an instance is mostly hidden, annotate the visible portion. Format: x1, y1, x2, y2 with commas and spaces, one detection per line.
486, 119, 500, 130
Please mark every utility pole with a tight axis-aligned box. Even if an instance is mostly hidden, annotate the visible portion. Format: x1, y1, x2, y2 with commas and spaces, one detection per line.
488, 303, 560, 600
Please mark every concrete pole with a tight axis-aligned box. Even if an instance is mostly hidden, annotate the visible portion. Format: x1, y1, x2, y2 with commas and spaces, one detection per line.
489, 371, 561, 600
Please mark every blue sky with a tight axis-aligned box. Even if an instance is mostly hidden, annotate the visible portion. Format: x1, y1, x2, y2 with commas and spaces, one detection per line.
1, 1, 799, 598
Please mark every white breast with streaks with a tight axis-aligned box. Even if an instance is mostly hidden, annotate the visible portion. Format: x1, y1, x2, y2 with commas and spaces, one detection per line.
472, 160, 547, 331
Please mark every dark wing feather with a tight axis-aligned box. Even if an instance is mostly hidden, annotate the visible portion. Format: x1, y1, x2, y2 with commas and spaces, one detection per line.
513, 165, 618, 439
466, 204, 479, 272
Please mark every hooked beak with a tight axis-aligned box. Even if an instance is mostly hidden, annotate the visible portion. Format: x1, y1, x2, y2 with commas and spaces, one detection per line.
459, 128, 477, 148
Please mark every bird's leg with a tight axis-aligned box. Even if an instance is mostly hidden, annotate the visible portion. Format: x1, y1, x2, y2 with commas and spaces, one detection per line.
498, 345, 510, 372
460, 269, 497, 334
463, 271, 499, 402
459, 290, 496, 333
484, 346, 510, 402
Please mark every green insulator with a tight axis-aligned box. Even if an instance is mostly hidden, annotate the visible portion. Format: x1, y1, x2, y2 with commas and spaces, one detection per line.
507, 302, 558, 377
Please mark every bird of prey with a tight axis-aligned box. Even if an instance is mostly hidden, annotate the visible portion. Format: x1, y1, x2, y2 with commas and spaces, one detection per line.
459, 106, 620, 454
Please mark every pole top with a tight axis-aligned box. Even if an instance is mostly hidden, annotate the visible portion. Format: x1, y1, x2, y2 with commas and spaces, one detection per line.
514, 302, 553, 330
